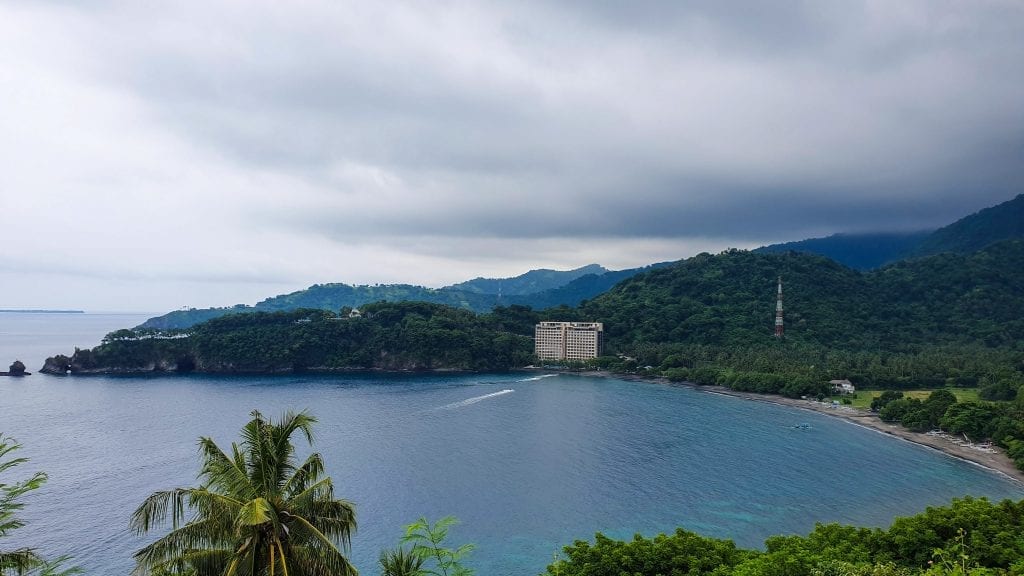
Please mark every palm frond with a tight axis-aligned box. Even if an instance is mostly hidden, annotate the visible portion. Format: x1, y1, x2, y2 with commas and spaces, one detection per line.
132, 410, 355, 576
130, 489, 193, 534
0, 548, 44, 573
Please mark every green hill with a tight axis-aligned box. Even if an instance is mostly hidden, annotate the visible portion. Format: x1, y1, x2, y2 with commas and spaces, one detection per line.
575, 240, 1024, 352
138, 266, 658, 330
909, 193, 1024, 258
754, 232, 931, 270
445, 263, 608, 295
50, 302, 533, 374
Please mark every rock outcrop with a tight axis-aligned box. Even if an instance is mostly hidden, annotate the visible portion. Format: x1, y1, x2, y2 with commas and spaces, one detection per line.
0, 360, 30, 376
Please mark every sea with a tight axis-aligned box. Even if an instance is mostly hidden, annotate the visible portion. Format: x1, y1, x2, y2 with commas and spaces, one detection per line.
1, 312, 1022, 575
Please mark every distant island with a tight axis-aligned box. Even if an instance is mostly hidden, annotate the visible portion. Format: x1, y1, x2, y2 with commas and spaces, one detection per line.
0, 309, 85, 314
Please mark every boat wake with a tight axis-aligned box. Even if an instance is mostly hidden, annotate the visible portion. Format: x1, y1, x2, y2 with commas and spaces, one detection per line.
517, 374, 557, 382
439, 389, 514, 410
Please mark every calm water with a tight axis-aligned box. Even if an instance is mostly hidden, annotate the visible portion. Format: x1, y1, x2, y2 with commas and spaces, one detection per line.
1, 313, 1022, 575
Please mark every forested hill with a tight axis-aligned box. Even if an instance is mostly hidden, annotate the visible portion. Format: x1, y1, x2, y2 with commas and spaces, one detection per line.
753, 193, 1024, 269
47, 301, 534, 374
50, 241, 1024, 376
568, 240, 1024, 352
137, 265, 664, 330
753, 232, 930, 270
908, 193, 1024, 258
444, 264, 607, 295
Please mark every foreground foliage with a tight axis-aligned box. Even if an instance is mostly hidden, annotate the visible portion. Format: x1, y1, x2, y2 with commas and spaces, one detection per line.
131, 410, 357, 576
0, 435, 80, 576
546, 497, 1024, 575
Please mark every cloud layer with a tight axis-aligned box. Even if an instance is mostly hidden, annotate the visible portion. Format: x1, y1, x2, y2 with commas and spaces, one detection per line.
2, 1, 1022, 310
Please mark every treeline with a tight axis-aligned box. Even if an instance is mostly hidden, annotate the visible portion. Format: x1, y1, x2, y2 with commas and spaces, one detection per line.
547, 497, 1024, 575
53, 302, 534, 373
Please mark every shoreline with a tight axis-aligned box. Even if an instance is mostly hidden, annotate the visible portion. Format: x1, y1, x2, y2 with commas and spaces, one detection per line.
575, 370, 1024, 486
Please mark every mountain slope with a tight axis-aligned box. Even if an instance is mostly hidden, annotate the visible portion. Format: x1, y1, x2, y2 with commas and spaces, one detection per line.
445, 264, 608, 295
577, 241, 1024, 352
754, 232, 931, 270
137, 265, 655, 330
908, 193, 1024, 258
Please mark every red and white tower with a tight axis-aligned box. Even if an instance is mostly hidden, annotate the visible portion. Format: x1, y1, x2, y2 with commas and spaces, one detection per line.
774, 276, 784, 338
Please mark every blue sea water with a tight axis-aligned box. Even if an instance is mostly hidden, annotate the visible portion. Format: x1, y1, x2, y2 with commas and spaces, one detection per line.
1, 313, 1022, 575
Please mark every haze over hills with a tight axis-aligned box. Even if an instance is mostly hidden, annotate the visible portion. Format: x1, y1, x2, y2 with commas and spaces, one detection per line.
754, 193, 1024, 269
137, 262, 665, 330
908, 193, 1024, 258
753, 232, 932, 270
137, 193, 1022, 331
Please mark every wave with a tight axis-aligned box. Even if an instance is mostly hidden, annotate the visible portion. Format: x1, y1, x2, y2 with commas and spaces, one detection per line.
439, 389, 514, 409
517, 374, 557, 382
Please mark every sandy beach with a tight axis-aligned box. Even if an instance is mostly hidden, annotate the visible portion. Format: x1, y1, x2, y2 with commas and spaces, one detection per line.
577, 371, 1024, 485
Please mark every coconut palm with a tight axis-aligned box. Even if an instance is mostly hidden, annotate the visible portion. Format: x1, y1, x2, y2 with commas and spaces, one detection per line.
1, 434, 45, 576
1, 434, 81, 576
378, 547, 423, 576
131, 410, 357, 576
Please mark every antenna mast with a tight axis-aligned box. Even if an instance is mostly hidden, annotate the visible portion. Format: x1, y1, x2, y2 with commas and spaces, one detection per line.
774, 277, 784, 338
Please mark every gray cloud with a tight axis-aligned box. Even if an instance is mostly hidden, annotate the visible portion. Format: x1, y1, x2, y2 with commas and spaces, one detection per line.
1, 0, 1022, 310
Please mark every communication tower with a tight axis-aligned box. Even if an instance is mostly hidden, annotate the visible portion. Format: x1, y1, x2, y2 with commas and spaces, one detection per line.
774, 276, 784, 338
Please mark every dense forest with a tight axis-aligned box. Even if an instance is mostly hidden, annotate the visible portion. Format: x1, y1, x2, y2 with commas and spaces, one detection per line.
47, 302, 533, 373
547, 496, 1024, 575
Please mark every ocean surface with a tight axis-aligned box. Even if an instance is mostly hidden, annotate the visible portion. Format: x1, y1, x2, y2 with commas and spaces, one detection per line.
1, 312, 1022, 575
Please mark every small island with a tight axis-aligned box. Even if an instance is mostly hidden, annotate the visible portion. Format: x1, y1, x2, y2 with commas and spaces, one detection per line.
0, 360, 31, 376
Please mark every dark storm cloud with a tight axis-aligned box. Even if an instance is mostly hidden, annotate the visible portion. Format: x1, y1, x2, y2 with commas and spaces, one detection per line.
96, 0, 1021, 245
4, 0, 1024, 309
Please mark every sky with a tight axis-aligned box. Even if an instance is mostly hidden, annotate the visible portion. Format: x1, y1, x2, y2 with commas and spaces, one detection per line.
1, 1, 1022, 312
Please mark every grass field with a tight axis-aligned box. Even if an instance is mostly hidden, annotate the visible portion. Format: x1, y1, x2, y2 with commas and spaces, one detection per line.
832, 388, 982, 410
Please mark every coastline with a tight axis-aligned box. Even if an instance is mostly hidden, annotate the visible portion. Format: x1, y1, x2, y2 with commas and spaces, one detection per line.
576, 371, 1024, 486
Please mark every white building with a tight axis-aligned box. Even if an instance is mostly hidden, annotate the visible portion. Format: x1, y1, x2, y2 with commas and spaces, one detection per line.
830, 379, 856, 394
535, 322, 604, 361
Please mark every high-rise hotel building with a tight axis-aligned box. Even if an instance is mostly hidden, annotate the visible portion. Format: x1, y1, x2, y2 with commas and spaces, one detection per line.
534, 321, 604, 361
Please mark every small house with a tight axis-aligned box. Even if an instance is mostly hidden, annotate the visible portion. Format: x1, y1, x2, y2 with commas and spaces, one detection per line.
829, 379, 856, 395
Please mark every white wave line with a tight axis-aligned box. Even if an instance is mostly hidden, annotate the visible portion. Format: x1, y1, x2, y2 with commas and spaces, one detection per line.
518, 374, 557, 382
440, 389, 514, 409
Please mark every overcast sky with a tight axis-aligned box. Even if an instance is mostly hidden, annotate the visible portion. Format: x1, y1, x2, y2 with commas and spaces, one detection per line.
2, 1, 1022, 312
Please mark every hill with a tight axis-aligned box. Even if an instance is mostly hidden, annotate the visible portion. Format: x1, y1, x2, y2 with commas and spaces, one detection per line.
47, 302, 534, 374
575, 240, 1024, 352
754, 232, 930, 270
444, 264, 608, 295
137, 265, 658, 330
908, 193, 1024, 258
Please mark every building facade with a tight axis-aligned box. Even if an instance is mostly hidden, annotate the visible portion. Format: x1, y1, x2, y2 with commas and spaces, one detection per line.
534, 321, 604, 361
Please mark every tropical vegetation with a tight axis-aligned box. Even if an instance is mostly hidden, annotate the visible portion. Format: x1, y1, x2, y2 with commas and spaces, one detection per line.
0, 435, 79, 576
131, 410, 357, 576
52, 301, 534, 374
546, 497, 1024, 575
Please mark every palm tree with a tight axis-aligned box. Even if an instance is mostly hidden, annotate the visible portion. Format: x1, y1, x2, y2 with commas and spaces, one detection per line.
131, 410, 357, 576
378, 547, 423, 576
1, 434, 45, 576
1, 434, 81, 576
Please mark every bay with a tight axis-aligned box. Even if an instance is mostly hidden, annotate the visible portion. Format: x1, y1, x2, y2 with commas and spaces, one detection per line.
0, 313, 1022, 575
